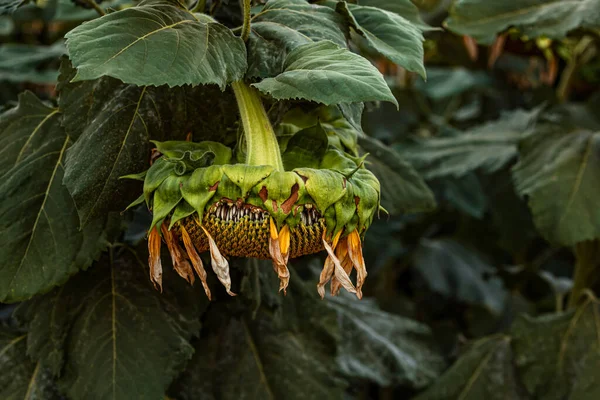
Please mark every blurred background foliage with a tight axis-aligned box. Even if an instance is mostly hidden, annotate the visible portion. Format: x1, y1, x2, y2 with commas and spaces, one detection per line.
1, 0, 600, 399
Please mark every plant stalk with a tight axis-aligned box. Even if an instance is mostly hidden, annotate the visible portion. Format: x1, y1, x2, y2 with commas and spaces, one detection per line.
82, 0, 105, 16
190, 0, 206, 13
231, 81, 284, 171
568, 240, 600, 309
241, 0, 251, 42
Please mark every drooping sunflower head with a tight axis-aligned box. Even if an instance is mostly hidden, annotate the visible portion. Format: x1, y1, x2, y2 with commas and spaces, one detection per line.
129, 131, 381, 300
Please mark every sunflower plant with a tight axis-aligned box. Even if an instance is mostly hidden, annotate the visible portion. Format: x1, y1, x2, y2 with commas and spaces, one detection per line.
0, 0, 439, 398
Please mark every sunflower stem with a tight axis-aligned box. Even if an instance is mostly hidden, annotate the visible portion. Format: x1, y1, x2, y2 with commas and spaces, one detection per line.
568, 240, 600, 309
240, 0, 251, 42
231, 81, 284, 171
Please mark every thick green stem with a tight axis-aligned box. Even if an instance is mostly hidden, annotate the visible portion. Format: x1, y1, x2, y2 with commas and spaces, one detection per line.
231, 81, 284, 171
191, 0, 206, 13
568, 240, 600, 309
240, 0, 251, 42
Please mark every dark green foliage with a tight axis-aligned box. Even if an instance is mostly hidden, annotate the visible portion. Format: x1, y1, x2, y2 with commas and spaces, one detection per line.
1, 0, 600, 399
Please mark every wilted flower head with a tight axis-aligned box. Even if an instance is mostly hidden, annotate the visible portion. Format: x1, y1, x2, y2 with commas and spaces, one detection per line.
129, 129, 380, 299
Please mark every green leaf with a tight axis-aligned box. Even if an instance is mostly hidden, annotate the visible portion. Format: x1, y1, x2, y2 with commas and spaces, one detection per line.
170, 274, 344, 400
16, 247, 206, 400
415, 335, 526, 400
512, 127, 600, 246
326, 295, 445, 388
0, 0, 24, 15
253, 41, 398, 107
446, 0, 600, 45
282, 123, 329, 170
399, 108, 541, 180
357, 0, 429, 28
248, 0, 346, 78
335, 2, 426, 78
65, 0, 247, 88
254, 0, 347, 46
412, 239, 508, 314
0, 92, 109, 303
0, 42, 65, 84
358, 135, 436, 214
57, 58, 240, 145
0, 328, 62, 400
511, 295, 600, 399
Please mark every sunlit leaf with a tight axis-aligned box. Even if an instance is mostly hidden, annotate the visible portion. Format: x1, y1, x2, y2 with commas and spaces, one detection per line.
253, 41, 398, 107
65, 0, 247, 87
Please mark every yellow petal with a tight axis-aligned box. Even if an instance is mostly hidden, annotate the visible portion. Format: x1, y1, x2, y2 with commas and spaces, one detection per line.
347, 230, 367, 299
269, 219, 290, 294
180, 224, 212, 300
323, 237, 357, 297
201, 225, 236, 296
161, 225, 195, 285
148, 226, 163, 292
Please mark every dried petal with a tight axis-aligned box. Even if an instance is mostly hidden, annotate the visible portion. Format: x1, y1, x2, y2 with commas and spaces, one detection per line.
323, 236, 357, 297
331, 238, 352, 296
148, 226, 163, 292
347, 230, 367, 299
269, 219, 290, 294
180, 224, 212, 300
201, 225, 236, 296
317, 230, 343, 298
161, 225, 195, 285
317, 257, 334, 299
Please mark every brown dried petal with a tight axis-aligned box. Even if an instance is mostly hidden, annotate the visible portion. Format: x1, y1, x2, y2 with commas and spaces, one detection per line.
180, 225, 212, 300
347, 230, 367, 300
323, 237, 357, 297
317, 230, 342, 299
201, 225, 236, 296
331, 238, 352, 296
148, 226, 163, 292
317, 256, 335, 299
161, 225, 195, 285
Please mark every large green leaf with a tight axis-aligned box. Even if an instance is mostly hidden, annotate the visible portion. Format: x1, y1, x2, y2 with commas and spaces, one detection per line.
446, 0, 600, 45
59, 57, 227, 226
171, 274, 344, 400
0, 328, 62, 400
0, 92, 109, 302
412, 239, 508, 314
58, 58, 240, 145
336, 2, 426, 78
358, 135, 436, 214
511, 295, 600, 399
399, 108, 540, 180
247, 0, 348, 78
415, 335, 527, 400
253, 41, 398, 107
327, 295, 445, 387
512, 127, 600, 246
15, 247, 206, 400
65, 0, 247, 88
253, 0, 347, 46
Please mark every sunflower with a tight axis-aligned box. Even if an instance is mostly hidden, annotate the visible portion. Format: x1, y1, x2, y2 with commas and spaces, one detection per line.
128, 82, 381, 300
